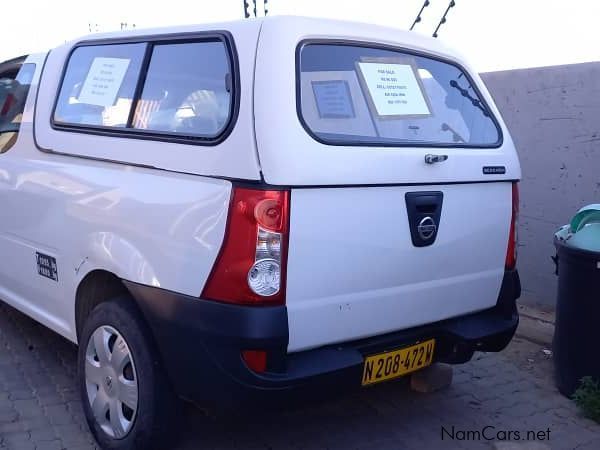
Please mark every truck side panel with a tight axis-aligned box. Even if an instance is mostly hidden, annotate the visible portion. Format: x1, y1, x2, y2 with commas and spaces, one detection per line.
0, 56, 231, 343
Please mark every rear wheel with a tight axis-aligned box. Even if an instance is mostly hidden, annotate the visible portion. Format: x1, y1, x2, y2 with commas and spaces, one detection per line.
78, 298, 179, 449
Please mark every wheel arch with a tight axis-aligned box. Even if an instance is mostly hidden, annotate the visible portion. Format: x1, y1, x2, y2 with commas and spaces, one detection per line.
72, 231, 163, 341
74, 268, 180, 387
75, 269, 133, 341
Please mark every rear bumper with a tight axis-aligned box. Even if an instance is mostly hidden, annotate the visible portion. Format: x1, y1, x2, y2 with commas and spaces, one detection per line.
124, 270, 520, 408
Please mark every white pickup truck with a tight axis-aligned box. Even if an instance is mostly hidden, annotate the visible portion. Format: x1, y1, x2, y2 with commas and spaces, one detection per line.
0, 16, 521, 450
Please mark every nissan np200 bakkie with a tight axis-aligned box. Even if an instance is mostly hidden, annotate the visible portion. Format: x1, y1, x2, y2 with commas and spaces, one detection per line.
0, 16, 521, 449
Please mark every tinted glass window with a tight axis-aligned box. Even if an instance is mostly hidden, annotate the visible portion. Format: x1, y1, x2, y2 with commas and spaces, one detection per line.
0, 62, 35, 153
132, 41, 232, 137
299, 44, 500, 147
54, 43, 146, 127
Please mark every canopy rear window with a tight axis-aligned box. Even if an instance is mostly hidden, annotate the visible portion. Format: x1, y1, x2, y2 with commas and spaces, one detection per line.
298, 43, 501, 147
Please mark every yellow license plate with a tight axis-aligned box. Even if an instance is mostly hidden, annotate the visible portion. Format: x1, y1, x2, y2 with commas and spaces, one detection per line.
361, 339, 435, 386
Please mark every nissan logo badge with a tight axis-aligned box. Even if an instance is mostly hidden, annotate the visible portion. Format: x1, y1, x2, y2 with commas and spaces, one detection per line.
417, 216, 437, 241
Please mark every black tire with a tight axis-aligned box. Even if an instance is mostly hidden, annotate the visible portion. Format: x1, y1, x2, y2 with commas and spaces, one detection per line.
78, 298, 180, 450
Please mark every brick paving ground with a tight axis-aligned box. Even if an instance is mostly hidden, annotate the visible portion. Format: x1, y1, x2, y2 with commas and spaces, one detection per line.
1, 301, 598, 450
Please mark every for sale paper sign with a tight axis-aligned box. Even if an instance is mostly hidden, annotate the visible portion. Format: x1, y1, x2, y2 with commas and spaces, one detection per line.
78, 57, 130, 107
357, 61, 431, 118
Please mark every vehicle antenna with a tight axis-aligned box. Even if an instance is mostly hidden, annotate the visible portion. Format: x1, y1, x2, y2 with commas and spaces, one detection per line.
410, 0, 431, 31
432, 0, 456, 38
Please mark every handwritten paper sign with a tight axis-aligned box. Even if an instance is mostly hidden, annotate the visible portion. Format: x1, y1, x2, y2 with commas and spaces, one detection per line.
311, 80, 355, 119
78, 57, 130, 107
357, 62, 431, 118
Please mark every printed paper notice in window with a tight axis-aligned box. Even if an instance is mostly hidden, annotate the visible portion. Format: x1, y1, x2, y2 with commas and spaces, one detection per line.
356, 60, 432, 118
311, 80, 355, 119
78, 57, 131, 107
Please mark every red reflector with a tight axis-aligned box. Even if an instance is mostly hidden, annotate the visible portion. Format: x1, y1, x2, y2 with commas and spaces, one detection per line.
254, 198, 284, 231
505, 183, 519, 270
242, 350, 267, 373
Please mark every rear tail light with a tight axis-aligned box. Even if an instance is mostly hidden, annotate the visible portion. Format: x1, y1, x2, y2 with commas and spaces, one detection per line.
201, 187, 290, 305
505, 182, 519, 270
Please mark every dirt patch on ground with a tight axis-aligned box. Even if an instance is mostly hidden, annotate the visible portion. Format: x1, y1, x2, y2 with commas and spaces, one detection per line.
502, 336, 556, 387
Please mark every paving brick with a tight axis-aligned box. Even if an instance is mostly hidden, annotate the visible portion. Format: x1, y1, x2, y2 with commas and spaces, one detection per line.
0, 422, 26, 434
0, 381, 29, 393
577, 437, 600, 450
11, 400, 42, 420
42, 405, 73, 426
0, 431, 31, 447
56, 428, 94, 447
34, 392, 64, 408
63, 446, 97, 450
34, 440, 63, 450
6, 392, 33, 402
491, 442, 551, 450
0, 409, 18, 423
27, 425, 56, 442
4, 443, 35, 450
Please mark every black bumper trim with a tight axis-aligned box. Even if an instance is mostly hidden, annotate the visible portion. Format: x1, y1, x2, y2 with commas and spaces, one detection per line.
123, 269, 520, 408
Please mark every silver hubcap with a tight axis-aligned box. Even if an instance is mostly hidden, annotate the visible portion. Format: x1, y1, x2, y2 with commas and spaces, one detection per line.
85, 325, 138, 439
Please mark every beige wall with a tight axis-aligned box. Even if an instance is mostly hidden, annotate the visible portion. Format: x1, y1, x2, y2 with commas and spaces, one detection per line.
482, 62, 600, 309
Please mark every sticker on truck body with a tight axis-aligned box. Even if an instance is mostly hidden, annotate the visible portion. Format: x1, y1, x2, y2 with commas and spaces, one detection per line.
36, 252, 58, 282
